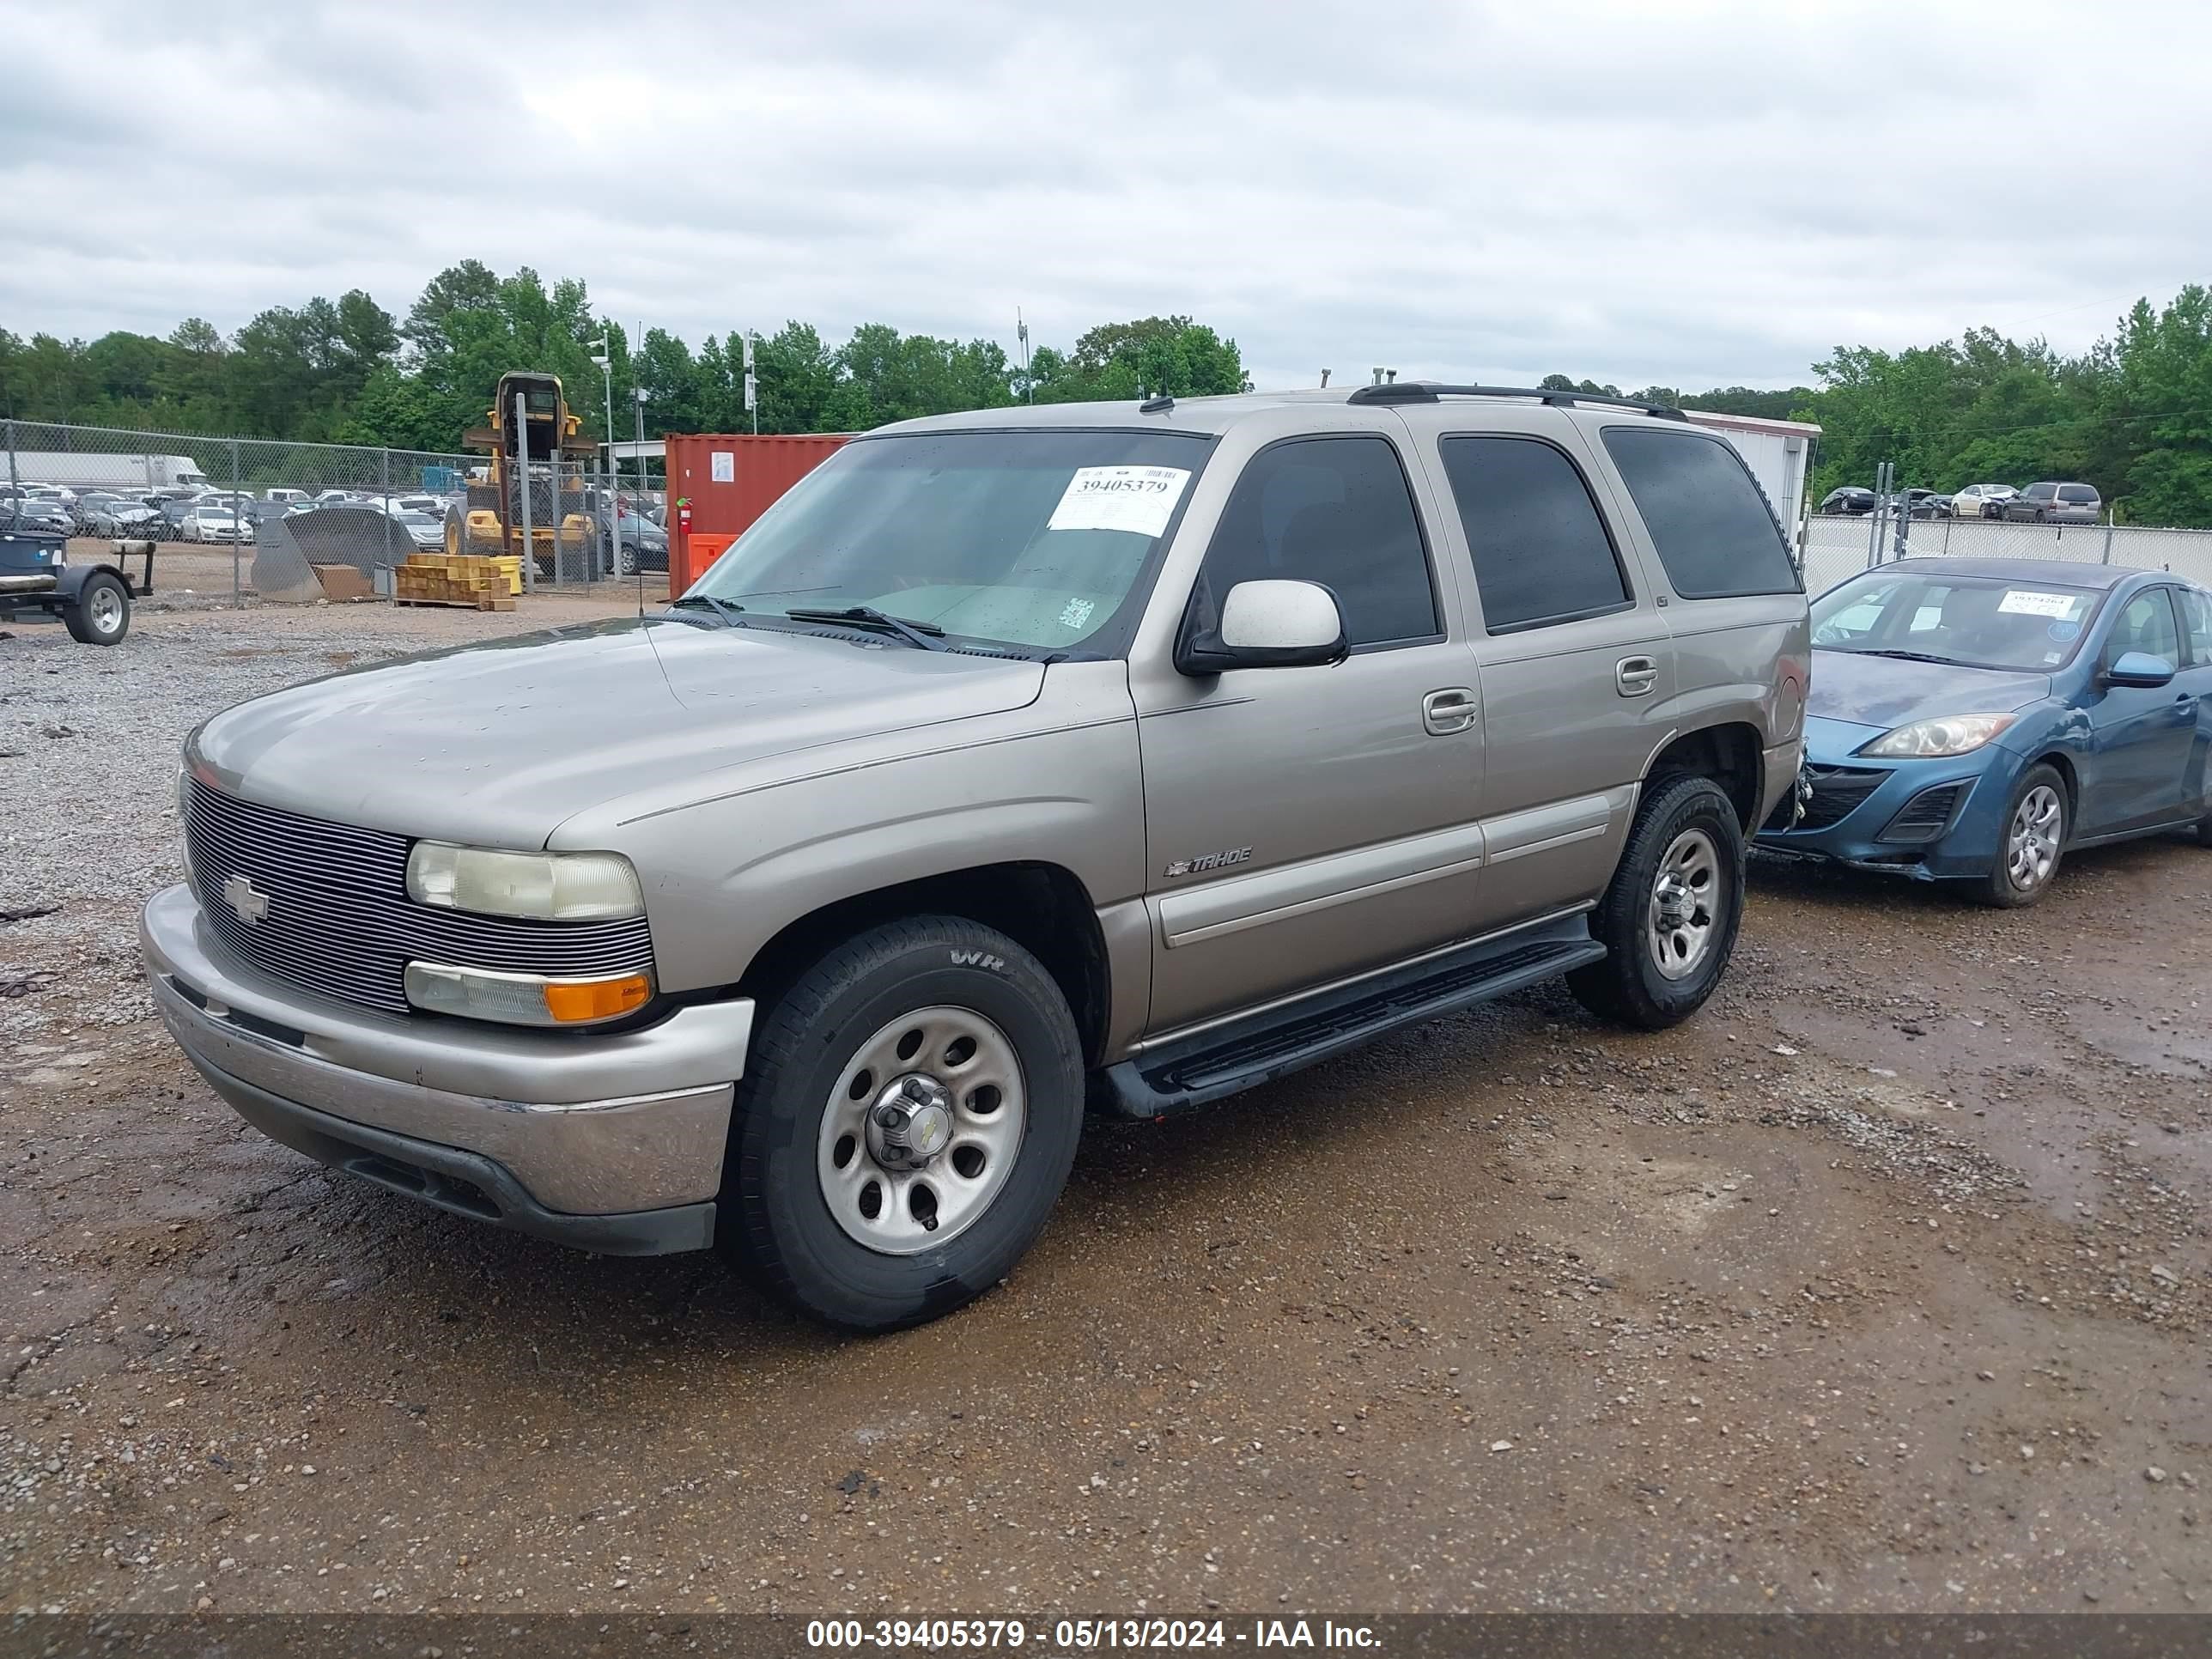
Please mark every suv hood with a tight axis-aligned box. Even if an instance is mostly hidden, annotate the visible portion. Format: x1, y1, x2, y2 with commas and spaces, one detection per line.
1808, 647, 2051, 729
191, 617, 1046, 847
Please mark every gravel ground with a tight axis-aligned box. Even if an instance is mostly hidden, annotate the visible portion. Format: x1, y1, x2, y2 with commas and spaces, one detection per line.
2, 603, 2209, 1618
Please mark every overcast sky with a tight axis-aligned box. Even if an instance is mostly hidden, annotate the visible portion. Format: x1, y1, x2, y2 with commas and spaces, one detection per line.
5, 0, 2209, 393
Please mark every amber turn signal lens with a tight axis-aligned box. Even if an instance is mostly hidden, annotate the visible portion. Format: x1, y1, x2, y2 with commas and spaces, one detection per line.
541, 974, 652, 1024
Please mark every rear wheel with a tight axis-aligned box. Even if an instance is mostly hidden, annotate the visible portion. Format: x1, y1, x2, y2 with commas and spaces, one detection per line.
64, 572, 130, 646
1977, 763, 2067, 907
718, 915, 1085, 1332
1569, 774, 1745, 1030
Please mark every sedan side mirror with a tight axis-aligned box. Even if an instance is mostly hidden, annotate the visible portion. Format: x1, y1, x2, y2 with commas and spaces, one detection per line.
2106, 650, 2176, 689
1176, 579, 1349, 675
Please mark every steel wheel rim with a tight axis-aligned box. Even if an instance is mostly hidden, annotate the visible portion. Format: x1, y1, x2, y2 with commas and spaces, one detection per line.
817, 1005, 1027, 1255
88, 586, 123, 635
2007, 784, 2063, 890
1648, 827, 1722, 981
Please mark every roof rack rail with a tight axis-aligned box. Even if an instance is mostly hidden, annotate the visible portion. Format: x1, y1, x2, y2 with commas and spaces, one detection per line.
1346, 382, 1686, 420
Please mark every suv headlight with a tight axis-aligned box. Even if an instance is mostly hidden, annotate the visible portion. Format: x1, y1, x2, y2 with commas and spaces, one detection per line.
406, 842, 643, 921
1859, 713, 2016, 759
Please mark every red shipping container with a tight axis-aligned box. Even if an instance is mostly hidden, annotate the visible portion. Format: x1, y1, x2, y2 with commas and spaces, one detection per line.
665, 432, 849, 593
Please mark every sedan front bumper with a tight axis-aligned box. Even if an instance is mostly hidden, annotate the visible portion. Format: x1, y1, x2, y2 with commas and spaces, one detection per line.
139, 884, 751, 1255
1754, 746, 2004, 881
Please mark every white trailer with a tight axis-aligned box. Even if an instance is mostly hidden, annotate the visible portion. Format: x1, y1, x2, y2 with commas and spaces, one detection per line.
6, 451, 213, 491
1682, 410, 1820, 542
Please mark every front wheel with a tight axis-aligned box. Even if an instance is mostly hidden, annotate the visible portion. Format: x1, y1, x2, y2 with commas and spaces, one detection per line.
64, 572, 131, 646
719, 915, 1085, 1332
1978, 764, 2067, 907
1569, 774, 1746, 1030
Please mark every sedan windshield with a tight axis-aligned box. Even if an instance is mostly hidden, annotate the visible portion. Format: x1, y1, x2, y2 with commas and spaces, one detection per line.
686, 429, 1213, 653
1813, 571, 2105, 672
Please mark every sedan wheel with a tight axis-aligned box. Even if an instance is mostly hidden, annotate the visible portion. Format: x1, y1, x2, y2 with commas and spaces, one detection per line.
1978, 764, 2067, 908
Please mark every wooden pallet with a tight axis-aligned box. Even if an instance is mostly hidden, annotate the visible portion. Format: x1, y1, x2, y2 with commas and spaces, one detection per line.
394, 593, 516, 611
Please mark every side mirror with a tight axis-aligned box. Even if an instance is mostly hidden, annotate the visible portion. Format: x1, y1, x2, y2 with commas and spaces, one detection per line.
2106, 650, 2176, 689
1176, 579, 1348, 675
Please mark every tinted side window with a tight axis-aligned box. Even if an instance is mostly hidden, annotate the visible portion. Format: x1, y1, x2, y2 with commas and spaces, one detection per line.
1202, 436, 1438, 647
2180, 589, 2212, 667
2057, 484, 2098, 504
1600, 428, 1800, 599
1437, 436, 1629, 632
2025, 483, 2057, 501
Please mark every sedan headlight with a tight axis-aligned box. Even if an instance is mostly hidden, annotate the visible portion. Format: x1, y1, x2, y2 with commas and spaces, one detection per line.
406, 842, 643, 921
1859, 713, 2017, 759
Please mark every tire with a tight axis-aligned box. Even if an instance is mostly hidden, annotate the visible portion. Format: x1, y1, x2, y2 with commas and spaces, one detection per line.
1568, 774, 1746, 1030
617, 544, 638, 577
1977, 763, 2067, 907
719, 915, 1085, 1332
64, 572, 130, 646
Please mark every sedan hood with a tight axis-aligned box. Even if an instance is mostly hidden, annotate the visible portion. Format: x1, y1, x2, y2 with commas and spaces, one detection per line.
1808, 648, 2051, 731
191, 617, 1046, 847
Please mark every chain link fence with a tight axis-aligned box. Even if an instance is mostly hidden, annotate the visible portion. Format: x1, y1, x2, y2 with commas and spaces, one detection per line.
1801, 511, 2212, 596
3, 418, 667, 606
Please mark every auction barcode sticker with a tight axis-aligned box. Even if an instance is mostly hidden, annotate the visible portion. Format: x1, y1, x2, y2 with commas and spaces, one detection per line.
1996, 589, 2082, 618
1047, 466, 1192, 538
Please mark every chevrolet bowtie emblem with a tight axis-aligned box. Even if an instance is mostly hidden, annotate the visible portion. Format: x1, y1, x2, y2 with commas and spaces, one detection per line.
222, 874, 270, 926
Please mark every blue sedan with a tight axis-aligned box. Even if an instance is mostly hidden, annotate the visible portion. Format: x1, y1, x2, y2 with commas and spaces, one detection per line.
1756, 557, 2212, 905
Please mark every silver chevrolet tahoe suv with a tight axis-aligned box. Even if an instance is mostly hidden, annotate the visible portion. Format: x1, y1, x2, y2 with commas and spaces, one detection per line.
143, 383, 1809, 1331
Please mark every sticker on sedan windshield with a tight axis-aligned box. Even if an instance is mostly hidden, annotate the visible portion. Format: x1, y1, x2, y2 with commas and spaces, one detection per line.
1047, 465, 1192, 538
2048, 620, 2081, 642
1997, 590, 2081, 619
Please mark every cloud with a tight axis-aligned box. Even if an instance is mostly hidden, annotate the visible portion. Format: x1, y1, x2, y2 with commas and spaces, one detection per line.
3, 0, 2208, 393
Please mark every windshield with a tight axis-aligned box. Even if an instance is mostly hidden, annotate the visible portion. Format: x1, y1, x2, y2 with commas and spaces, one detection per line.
1812, 570, 2105, 672
687, 429, 1212, 653
393, 510, 436, 526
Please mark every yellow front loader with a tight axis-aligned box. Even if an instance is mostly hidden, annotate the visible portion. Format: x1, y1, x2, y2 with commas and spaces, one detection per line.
450, 371, 598, 580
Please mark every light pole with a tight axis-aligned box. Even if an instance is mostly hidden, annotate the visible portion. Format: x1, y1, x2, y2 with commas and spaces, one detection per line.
590, 337, 617, 576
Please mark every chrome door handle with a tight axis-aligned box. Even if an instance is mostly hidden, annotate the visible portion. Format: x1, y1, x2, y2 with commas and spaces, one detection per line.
1616, 656, 1659, 697
1422, 687, 1478, 735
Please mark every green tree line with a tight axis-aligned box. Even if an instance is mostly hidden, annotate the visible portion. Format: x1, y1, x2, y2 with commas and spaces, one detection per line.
8, 265, 2210, 525
0, 261, 1249, 454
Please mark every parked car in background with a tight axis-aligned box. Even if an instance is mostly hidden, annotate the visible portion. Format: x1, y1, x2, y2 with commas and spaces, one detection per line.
70, 491, 124, 529
1820, 486, 1877, 515
179, 501, 253, 544
1759, 557, 2212, 905
84, 499, 161, 536
142, 382, 1810, 1332
1922, 493, 1955, 519
1952, 483, 2017, 520
2002, 482, 2100, 524
366, 501, 447, 550
8, 498, 74, 534
263, 488, 310, 505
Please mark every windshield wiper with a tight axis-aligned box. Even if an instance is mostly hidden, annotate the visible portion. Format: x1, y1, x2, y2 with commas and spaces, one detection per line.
1850, 649, 1960, 665
782, 605, 948, 651
666, 593, 746, 628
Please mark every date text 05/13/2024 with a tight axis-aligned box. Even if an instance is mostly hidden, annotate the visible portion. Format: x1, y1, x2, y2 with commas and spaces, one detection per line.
804, 1620, 1382, 1650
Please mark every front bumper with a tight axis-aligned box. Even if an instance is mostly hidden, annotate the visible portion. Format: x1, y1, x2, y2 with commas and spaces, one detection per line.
140, 884, 751, 1255
1754, 749, 2000, 880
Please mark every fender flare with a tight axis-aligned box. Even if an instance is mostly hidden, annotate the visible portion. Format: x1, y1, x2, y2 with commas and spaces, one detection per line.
55, 561, 131, 604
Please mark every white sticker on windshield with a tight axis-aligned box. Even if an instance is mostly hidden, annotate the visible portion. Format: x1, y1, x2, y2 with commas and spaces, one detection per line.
1047, 465, 1192, 538
1997, 589, 2078, 618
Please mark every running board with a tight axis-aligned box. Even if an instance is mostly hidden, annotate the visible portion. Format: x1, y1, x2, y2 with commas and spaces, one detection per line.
1098, 919, 1606, 1119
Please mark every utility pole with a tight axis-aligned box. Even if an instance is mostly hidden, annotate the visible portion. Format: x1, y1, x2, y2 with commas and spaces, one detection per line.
744, 331, 758, 435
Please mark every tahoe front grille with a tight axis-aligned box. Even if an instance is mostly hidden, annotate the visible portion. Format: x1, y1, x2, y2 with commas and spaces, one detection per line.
184, 779, 653, 1016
